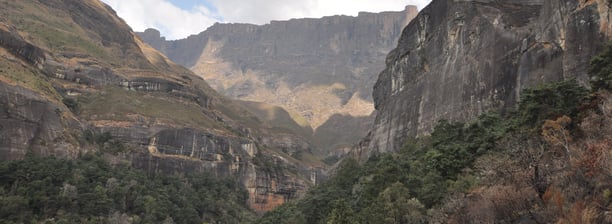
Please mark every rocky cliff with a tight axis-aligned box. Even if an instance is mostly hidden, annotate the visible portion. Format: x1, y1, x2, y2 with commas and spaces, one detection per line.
138, 6, 419, 156
0, 0, 321, 212
356, 0, 612, 158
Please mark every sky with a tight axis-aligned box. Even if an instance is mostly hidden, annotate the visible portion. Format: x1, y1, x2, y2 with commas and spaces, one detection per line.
101, 0, 432, 40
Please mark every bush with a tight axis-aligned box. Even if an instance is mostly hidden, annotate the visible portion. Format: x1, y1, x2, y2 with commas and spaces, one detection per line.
62, 97, 79, 114
515, 80, 587, 128
589, 43, 612, 90
255, 78, 600, 224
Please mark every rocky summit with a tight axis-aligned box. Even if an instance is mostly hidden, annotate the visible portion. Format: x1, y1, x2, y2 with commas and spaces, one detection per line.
138, 6, 419, 156
0, 0, 325, 213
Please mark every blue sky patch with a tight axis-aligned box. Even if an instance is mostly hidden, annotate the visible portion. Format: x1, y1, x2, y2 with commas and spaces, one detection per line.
170, 0, 218, 13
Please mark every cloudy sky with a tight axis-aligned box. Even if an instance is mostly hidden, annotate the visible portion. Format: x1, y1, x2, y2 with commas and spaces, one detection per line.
101, 0, 432, 40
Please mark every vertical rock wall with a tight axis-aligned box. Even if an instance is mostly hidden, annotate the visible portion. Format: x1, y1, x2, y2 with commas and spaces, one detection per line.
357, 0, 612, 158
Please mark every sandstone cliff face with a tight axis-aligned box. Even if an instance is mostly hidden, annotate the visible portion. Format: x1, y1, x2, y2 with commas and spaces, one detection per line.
0, 0, 318, 212
357, 0, 612, 158
139, 7, 419, 155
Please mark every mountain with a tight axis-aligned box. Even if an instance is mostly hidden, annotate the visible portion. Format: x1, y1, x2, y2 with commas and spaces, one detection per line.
355, 0, 612, 159
0, 0, 324, 214
255, 0, 612, 223
138, 6, 419, 157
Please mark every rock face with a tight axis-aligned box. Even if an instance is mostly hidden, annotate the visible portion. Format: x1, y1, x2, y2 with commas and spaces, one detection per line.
0, 82, 79, 160
0, 0, 320, 213
138, 6, 419, 155
356, 0, 612, 158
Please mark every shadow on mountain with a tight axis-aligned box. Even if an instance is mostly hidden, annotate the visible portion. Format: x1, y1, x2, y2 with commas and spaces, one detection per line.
237, 100, 314, 138
314, 112, 375, 157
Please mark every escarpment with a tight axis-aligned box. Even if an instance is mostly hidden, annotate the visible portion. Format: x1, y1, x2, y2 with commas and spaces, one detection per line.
356, 0, 612, 158
0, 0, 322, 213
138, 6, 419, 156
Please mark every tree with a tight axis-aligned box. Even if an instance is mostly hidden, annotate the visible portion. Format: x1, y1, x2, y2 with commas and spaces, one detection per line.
516, 80, 587, 128
541, 115, 572, 157
502, 131, 549, 197
327, 199, 356, 224
377, 182, 425, 224
589, 42, 612, 90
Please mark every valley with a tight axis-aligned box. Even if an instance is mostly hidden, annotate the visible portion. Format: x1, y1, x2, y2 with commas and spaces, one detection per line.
0, 0, 611, 223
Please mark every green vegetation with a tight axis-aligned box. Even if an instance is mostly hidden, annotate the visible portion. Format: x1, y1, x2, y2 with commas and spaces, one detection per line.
256, 48, 612, 223
589, 42, 612, 90
80, 129, 134, 155
514, 79, 588, 128
0, 153, 254, 224
258, 110, 507, 224
62, 97, 79, 114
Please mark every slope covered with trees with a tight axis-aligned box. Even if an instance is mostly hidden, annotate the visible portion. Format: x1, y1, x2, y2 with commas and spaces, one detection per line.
256, 44, 612, 224
0, 152, 255, 224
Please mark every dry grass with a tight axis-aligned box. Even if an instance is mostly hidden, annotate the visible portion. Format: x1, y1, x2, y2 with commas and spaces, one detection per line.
1, 0, 115, 64
78, 86, 225, 130
0, 50, 62, 102
440, 91, 612, 223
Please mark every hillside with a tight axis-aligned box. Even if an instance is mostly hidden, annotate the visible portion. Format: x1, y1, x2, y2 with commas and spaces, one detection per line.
258, 78, 612, 223
138, 6, 419, 157
0, 0, 324, 218
256, 0, 612, 223
3, 0, 611, 223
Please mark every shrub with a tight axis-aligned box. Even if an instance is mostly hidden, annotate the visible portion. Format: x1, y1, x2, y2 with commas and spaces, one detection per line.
515, 80, 587, 128
62, 97, 79, 114
589, 43, 612, 90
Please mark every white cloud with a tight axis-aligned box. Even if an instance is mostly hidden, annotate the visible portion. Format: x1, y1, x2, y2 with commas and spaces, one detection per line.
208, 0, 431, 24
101, 0, 219, 40
101, 0, 432, 40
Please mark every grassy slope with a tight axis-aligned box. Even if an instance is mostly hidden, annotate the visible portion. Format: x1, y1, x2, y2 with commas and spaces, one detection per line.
237, 100, 313, 137
0, 0, 223, 130
78, 86, 224, 130
2, 0, 116, 64
0, 48, 61, 102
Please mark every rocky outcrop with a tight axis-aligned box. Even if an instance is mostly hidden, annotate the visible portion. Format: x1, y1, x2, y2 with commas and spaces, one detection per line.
138, 6, 419, 154
108, 127, 310, 212
0, 0, 319, 213
0, 27, 45, 66
0, 82, 80, 160
0, 20, 80, 160
356, 0, 612, 158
